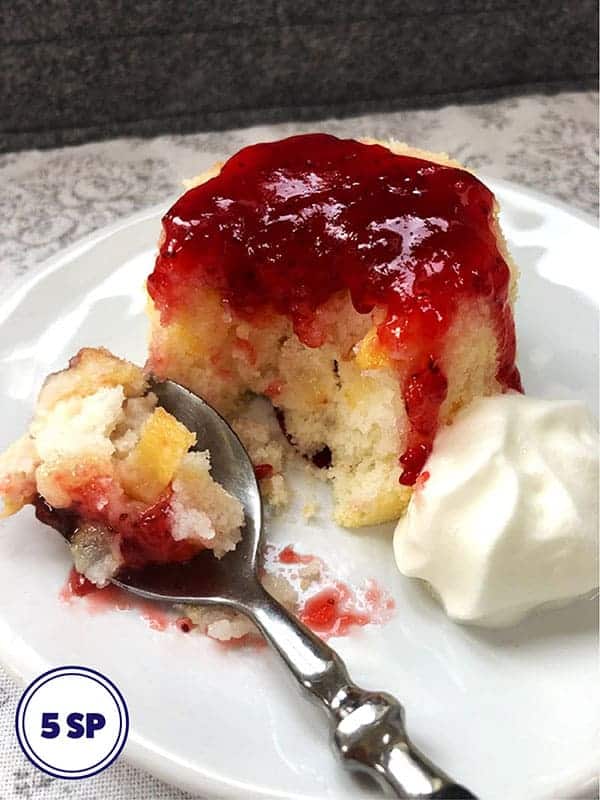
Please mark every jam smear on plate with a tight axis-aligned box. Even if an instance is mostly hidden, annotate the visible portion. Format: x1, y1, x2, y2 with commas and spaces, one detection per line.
61, 567, 170, 631
59, 545, 395, 643
300, 587, 370, 635
34, 495, 79, 541
278, 545, 315, 565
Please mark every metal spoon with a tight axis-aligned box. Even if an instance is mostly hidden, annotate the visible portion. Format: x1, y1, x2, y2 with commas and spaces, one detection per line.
113, 378, 477, 799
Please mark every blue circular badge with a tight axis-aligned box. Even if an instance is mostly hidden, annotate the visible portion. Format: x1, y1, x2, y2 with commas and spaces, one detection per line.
15, 665, 129, 779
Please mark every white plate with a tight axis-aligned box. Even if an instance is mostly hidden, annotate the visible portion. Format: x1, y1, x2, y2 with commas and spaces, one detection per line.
0, 179, 597, 800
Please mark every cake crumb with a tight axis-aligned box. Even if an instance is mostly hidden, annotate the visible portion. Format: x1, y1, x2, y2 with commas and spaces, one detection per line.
298, 559, 323, 591
180, 565, 297, 642
231, 413, 290, 509
263, 473, 289, 508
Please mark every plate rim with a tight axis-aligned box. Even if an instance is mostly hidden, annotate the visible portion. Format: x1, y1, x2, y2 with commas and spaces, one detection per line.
0, 177, 597, 800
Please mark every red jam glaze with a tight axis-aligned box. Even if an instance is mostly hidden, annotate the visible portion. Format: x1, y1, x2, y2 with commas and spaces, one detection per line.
148, 133, 521, 483
118, 493, 202, 568
254, 463, 274, 480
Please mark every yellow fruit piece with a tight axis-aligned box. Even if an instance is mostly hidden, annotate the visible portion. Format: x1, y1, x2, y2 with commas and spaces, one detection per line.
119, 407, 196, 504
354, 328, 390, 371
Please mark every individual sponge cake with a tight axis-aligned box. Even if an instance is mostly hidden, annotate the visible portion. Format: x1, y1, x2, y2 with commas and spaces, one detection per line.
0, 348, 244, 584
146, 134, 521, 527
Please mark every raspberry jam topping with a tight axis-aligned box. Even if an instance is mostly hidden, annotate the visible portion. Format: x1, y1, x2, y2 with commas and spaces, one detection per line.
35, 489, 201, 570
118, 493, 201, 568
254, 463, 274, 481
148, 133, 521, 483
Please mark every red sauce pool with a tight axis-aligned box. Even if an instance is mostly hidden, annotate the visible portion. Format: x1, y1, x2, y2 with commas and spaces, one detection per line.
61, 568, 170, 631
148, 133, 521, 483
278, 545, 314, 565
274, 546, 395, 638
175, 616, 196, 633
63, 569, 96, 597
300, 587, 369, 635
308, 580, 394, 638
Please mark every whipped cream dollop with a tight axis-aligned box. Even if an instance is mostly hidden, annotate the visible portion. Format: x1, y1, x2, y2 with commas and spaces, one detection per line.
394, 394, 599, 626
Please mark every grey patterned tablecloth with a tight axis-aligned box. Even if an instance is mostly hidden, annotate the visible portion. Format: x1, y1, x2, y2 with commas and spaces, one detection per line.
0, 90, 598, 800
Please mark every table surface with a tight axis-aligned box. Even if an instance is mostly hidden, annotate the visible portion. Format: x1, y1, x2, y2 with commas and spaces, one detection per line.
0, 89, 597, 800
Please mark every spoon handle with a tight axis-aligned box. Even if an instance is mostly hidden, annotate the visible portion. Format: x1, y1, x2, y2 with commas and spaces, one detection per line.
248, 584, 477, 799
